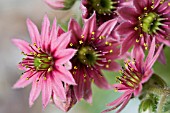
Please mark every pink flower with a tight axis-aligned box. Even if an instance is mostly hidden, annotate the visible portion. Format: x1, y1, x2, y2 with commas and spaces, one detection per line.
44, 0, 76, 10
117, 0, 170, 54
65, 12, 121, 103
12, 15, 77, 109
102, 38, 163, 113
81, 0, 133, 25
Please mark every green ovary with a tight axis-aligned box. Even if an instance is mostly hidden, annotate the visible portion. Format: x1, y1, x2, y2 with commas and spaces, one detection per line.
91, 0, 115, 14
78, 46, 97, 66
34, 54, 52, 70
142, 12, 162, 34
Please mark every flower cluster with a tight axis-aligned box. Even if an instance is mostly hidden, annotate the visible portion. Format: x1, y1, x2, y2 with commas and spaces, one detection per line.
12, 0, 170, 113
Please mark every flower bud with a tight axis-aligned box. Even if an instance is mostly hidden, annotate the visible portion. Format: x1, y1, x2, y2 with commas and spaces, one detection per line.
139, 99, 155, 113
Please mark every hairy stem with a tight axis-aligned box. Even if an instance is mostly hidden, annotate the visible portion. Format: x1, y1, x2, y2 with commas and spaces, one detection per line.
157, 95, 167, 113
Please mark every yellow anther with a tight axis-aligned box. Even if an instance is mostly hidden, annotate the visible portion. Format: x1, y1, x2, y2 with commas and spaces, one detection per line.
105, 64, 109, 68
168, 2, 170, 6
105, 41, 109, 45
144, 7, 147, 10
37, 54, 41, 57
145, 47, 148, 50
44, 77, 47, 80
136, 39, 139, 43
74, 66, 78, 70
130, 68, 134, 71
34, 43, 37, 46
48, 67, 52, 72
109, 50, 113, 53
108, 59, 111, 63
73, 71, 76, 75
84, 74, 87, 77
30, 52, 33, 55
26, 77, 29, 80
91, 79, 94, 83
119, 70, 123, 73
144, 43, 147, 47
48, 57, 52, 60
109, 43, 112, 46
134, 27, 138, 31
151, 5, 154, 9
25, 65, 29, 68
140, 34, 143, 37
70, 43, 73, 47
140, 24, 143, 27
79, 40, 83, 44
91, 32, 95, 35
38, 47, 41, 50
84, 79, 86, 82
138, 17, 141, 20
81, 35, 84, 38
91, 37, 95, 40
114, 88, 118, 92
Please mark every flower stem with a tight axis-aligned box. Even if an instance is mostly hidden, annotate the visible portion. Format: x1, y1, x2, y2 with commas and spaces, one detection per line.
157, 95, 167, 113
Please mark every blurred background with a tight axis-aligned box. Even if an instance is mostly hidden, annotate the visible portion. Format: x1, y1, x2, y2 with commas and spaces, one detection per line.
0, 0, 170, 113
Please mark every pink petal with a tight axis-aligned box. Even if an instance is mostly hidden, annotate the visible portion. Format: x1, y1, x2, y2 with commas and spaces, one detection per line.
41, 15, 50, 50
54, 66, 76, 85
120, 32, 137, 55
83, 75, 92, 103
54, 49, 77, 64
82, 12, 96, 41
116, 22, 134, 35
133, 0, 147, 13
134, 83, 142, 96
118, 7, 138, 23
142, 69, 153, 83
29, 78, 42, 107
73, 70, 84, 101
42, 75, 52, 108
68, 18, 82, 43
103, 61, 121, 71
13, 71, 35, 88
56, 26, 65, 37
51, 31, 71, 52
12, 39, 31, 54
26, 18, 40, 46
113, 84, 129, 92
96, 18, 117, 38
51, 72, 66, 100
158, 49, 166, 64
44, 0, 64, 10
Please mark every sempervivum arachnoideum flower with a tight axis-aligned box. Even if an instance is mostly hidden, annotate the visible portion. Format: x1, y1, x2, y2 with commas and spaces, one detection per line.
102, 38, 163, 113
81, 0, 132, 25
117, 0, 170, 54
65, 12, 121, 103
12, 15, 77, 109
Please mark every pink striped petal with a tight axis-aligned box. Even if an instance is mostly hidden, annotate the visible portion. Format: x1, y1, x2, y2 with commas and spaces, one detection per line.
12, 39, 31, 54
82, 12, 96, 41
54, 49, 77, 64
116, 22, 134, 35
29, 78, 42, 107
26, 18, 40, 46
54, 66, 76, 85
44, 0, 64, 10
13, 71, 35, 88
96, 18, 117, 38
83, 75, 92, 103
42, 75, 52, 108
134, 83, 142, 96
51, 73, 66, 100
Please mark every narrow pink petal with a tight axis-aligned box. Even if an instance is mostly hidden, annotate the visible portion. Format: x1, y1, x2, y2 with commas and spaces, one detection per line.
44, 0, 64, 10
91, 70, 112, 89
142, 69, 153, 83
118, 7, 138, 22
68, 18, 82, 43
51, 31, 71, 52
53, 94, 66, 112
49, 18, 57, 47
116, 22, 134, 35
133, 0, 147, 13
56, 26, 65, 37
51, 73, 66, 100
113, 84, 129, 92
41, 15, 50, 50
158, 49, 166, 64
107, 91, 132, 106
29, 78, 42, 107
145, 44, 163, 69
54, 49, 77, 64
42, 75, 52, 108
54, 66, 76, 85
96, 18, 117, 38
12, 39, 31, 54
82, 12, 96, 41
120, 32, 137, 55
73, 70, 84, 101
13, 71, 35, 88
103, 61, 121, 71
134, 83, 142, 96
83, 75, 92, 103
145, 37, 156, 66
26, 18, 40, 46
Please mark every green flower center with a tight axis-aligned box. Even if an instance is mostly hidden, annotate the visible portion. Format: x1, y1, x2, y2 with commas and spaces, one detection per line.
78, 46, 97, 66
142, 12, 162, 34
90, 0, 116, 14
34, 54, 53, 71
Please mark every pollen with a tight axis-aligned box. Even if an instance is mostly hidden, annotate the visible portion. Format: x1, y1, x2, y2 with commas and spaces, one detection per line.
134, 27, 138, 31
105, 64, 109, 68
79, 40, 83, 44
105, 41, 109, 45
136, 39, 139, 43
144, 7, 147, 10
81, 35, 84, 38
91, 31, 95, 35
168, 2, 170, 6
74, 66, 78, 70
109, 50, 113, 53
70, 43, 73, 46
